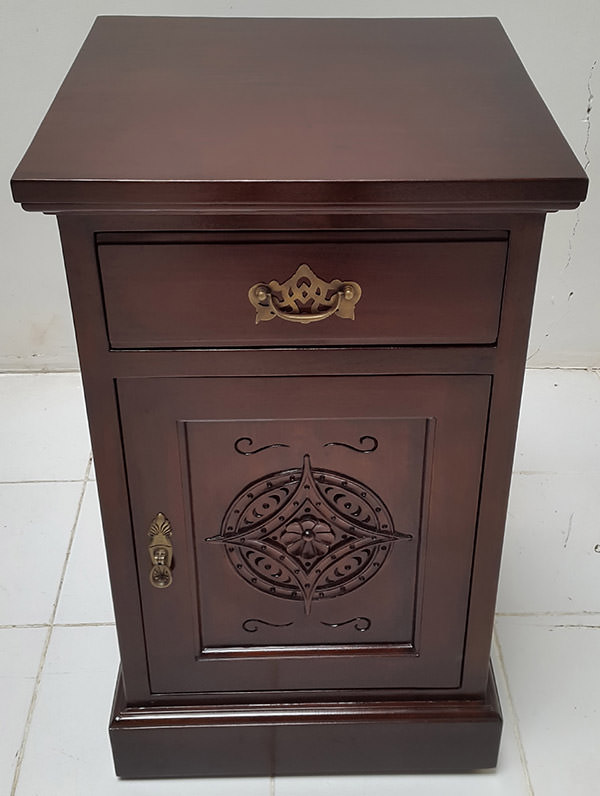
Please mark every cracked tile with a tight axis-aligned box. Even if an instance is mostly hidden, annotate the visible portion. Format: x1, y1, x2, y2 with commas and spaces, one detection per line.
514, 369, 600, 474
497, 471, 600, 614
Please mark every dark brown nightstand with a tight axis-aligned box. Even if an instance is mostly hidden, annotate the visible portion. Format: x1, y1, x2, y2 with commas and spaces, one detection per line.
11, 16, 587, 777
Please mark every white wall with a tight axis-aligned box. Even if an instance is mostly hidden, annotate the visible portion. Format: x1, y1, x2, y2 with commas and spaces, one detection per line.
2, 1, 598, 370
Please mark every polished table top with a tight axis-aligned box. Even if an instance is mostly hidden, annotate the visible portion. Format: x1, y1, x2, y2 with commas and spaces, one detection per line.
12, 16, 587, 210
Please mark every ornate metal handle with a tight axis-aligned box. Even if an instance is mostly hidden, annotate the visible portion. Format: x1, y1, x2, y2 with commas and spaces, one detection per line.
148, 512, 173, 589
249, 263, 361, 325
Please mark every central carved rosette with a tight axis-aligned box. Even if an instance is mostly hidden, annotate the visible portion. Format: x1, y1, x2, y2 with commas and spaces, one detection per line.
207, 454, 412, 614
281, 516, 335, 559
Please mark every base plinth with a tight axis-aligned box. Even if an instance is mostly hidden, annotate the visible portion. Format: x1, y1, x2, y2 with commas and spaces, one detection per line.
109, 665, 502, 778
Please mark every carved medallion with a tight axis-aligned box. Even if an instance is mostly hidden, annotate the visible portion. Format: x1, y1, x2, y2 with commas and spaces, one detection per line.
207, 455, 412, 614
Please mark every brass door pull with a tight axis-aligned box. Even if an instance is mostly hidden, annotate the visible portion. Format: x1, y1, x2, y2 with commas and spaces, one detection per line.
148, 512, 173, 588
249, 263, 361, 324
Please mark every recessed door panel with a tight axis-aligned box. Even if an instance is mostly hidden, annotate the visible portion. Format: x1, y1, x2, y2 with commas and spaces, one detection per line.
184, 417, 427, 650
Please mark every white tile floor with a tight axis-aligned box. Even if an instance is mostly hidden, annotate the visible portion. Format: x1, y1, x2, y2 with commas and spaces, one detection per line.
1, 369, 598, 795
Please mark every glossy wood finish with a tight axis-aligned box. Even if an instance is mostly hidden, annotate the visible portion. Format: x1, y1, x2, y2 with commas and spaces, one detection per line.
98, 234, 507, 348
118, 374, 490, 695
11, 17, 586, 211
110, 667, 503, 777
53, 211, 547, 708
12, 17, 587, 778
54, 208, 541, 773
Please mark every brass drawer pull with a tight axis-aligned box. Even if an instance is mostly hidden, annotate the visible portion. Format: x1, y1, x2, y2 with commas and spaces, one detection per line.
249, 263, 361, 324
148, 512, 173, 588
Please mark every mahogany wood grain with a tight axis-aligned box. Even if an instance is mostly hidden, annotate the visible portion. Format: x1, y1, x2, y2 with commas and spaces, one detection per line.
98, 236, 507, 348
52, 206, 578, 775
461, 214, 547, 693
13, 16, 588, 778
117, 374, 489, 695
12, 17, 587, 211
109, 668, 502, 777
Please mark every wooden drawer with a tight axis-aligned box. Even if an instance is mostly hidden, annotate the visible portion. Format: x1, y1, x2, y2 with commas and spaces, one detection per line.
97, 233, 507, 349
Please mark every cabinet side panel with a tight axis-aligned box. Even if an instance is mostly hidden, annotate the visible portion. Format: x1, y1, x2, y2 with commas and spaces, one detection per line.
57, 215, 151, 702
461, 214, 546, 693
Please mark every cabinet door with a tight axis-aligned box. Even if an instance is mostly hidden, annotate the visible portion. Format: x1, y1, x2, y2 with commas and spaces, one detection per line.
118, 375, 490, 696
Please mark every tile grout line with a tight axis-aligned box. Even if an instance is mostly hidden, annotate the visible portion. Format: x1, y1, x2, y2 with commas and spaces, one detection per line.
0, 622, 116, 630
0, 624, 49, 630
0, 479, 88, 485
56, 621, 116, 628
493, 626, 535, 796
0, 369, 81, 375
10, 455, 92, 796
496, 610, 600, 617
9, 626, 54, 796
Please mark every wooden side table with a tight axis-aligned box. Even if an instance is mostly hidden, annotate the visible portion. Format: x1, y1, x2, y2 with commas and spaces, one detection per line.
12, 17, 587, 777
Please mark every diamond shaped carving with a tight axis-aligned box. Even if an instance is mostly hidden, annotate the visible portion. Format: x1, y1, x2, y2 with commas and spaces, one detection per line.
207, 455, 412, 614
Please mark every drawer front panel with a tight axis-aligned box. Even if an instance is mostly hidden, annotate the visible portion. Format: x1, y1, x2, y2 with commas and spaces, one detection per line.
98, 236, 507, 348
118, 374, 490, 696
